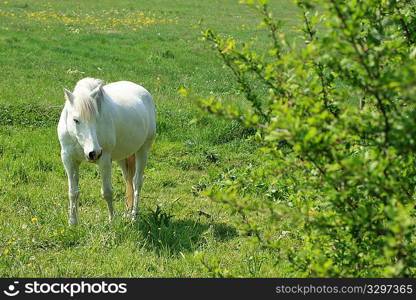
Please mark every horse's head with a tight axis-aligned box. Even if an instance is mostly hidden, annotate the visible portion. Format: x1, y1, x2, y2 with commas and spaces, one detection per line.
63, 85, 103, 162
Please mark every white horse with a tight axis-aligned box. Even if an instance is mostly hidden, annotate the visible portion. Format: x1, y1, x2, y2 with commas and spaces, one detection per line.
58, 77, 156, 225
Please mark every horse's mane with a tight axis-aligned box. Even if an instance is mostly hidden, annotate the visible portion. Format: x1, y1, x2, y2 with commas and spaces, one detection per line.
72, 77, 103, 120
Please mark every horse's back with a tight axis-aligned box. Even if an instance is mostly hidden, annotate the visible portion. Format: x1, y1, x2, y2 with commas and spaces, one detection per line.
104, 81, 155, 129
104, 81, 154, 112
101, 81, 156, 159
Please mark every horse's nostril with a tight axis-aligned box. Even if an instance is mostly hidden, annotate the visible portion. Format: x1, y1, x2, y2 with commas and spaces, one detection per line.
88, 151, 96, 160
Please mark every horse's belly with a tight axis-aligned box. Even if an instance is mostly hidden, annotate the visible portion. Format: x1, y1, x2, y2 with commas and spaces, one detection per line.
111, 133, 147, 161
110, 112, 151, 161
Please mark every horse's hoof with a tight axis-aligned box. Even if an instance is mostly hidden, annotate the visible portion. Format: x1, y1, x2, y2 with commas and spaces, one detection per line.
69, 217, 78, 226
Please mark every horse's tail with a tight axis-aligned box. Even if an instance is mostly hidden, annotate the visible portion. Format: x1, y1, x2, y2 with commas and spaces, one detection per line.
126, 154, 136, 211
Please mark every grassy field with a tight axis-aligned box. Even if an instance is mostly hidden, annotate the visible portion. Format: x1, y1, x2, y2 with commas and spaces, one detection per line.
0, 0, 300, 277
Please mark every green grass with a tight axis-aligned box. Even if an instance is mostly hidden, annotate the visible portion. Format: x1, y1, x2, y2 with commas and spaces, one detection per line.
0, 0, 300, 277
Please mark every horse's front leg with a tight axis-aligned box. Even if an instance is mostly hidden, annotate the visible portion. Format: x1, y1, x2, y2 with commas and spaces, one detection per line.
62, 154, 80, 226
98, 152, 114, 221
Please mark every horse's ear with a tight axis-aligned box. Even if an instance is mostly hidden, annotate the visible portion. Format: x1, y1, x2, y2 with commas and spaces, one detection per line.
90, 84, 104, 101
64, 88, 74, 103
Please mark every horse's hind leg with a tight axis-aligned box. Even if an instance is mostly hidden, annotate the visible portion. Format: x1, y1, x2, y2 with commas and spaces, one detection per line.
116, 155, 135, 216
131, 144, 151, 221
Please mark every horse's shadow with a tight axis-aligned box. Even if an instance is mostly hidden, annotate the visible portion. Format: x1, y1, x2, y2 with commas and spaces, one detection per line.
131, 207, 237, 255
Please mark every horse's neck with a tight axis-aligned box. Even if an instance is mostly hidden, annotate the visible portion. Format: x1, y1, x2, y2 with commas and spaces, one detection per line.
97, 97, 113, 123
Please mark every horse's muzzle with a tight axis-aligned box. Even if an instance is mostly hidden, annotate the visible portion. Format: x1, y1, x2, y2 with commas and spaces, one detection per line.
86, 149, 102, 162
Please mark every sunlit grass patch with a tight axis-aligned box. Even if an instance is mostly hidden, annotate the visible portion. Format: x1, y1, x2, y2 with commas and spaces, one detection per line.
1, 7, 178, 32
28, 8, 178, 32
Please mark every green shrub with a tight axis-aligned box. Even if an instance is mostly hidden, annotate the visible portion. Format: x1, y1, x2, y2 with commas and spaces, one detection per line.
193, 0, 416, 276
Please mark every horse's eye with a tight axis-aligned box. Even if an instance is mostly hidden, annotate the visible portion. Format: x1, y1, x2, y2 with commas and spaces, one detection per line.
73, 119, 79, 124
